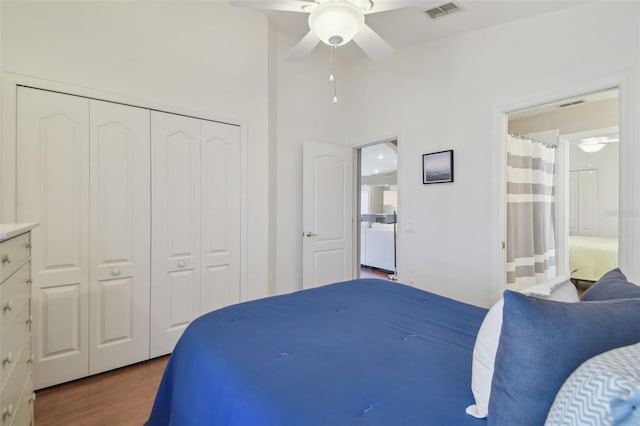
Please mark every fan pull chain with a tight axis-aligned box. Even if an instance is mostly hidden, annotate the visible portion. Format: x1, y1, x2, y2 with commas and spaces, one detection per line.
330, 45, 338, 104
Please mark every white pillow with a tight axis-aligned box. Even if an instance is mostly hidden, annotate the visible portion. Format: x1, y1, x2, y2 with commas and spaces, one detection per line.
545, 342, 640, 426
465, 271, 579, 419
521, 269, 579, 301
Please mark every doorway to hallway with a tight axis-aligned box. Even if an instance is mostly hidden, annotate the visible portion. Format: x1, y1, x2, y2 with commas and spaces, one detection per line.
357, 140, 398, 281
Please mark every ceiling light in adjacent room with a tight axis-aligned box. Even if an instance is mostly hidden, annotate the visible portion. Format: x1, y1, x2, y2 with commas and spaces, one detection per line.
578, 136, 618, 153
578, 142, 605, 153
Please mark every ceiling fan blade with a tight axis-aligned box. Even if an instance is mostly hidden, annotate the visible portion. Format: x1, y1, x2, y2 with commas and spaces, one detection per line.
353, 24, 394, 62
230, 0, 314, 13
366, 0, 427, 14
286, 31, 322, 61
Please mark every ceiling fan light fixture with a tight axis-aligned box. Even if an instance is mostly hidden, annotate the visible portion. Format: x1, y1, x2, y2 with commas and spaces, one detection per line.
308, 1, 364, 47
578, 141, 606, 153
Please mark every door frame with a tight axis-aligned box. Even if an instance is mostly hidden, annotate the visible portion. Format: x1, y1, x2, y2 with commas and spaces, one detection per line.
494, 73, 634, 296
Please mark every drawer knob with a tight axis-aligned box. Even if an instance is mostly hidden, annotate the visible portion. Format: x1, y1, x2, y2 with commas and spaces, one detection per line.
2, 404, 13, 420
1, 255, 9, 264
111, 268, 120, 276
178, 260, 186, 268
2, 353, 11, 366
2, 300, 12, 313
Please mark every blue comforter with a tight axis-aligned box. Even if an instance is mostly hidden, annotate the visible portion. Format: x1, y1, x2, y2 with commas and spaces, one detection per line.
146, 279, 488, 425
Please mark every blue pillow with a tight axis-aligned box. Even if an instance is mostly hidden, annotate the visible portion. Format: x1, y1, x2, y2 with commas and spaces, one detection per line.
581, 268, 640, 301
488, 291, 640, 426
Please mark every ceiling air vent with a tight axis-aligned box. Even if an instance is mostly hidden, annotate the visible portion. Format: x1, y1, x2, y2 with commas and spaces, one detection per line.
558, 100, 585, 108
425, 2, 460, 19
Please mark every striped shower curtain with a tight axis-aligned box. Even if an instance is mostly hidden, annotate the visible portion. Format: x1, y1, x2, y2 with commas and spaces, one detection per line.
506, 134, 557, 290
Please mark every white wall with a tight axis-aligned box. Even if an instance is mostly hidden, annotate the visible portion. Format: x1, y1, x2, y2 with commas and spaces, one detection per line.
335, 1, 640, 307
1, 1, 272, 300
274, 31, 345, 295
570, 143, 619, 237
5, 1, 639, 308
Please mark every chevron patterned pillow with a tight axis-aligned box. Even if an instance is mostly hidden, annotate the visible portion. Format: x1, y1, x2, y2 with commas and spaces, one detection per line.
545, 342, 640, 426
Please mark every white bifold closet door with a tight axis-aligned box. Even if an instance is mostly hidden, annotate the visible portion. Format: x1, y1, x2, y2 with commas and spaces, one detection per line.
150, 112, 241, 357
17, 87, 91, 389
88, 99, 150, 375
16, 87, 151, 388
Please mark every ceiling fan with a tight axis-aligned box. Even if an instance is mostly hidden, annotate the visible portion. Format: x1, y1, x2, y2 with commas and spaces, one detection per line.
230, 0, 426, 61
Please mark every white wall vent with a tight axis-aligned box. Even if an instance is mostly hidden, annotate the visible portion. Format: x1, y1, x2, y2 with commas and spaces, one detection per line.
425, 2, 460, 19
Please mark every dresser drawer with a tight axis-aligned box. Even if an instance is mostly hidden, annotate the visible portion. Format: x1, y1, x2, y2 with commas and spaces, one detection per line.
0, 234, 30, 283
1, 342, 31, 426
0, 303, 30, 390
0, 262, 31, 335
9, 376, 33, 426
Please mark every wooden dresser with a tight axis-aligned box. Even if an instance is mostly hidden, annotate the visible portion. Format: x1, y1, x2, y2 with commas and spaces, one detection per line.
0, 224, 37, 426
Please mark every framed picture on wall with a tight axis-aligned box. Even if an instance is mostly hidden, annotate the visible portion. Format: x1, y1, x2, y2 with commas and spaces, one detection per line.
422, 150, 454, 184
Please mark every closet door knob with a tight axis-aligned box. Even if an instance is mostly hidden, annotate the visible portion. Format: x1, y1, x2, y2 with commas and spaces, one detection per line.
26, 278, 33, 286
2, 300, 12, 313
2, 404, 13, 419
26, 315, 33, 326
1, 255, 10, 264
2, 353, 12, 366
178, 261, 186, 268
111, 268, 120, 276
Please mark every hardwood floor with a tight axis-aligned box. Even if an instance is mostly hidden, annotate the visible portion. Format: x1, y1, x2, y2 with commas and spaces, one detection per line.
35, 356, 169, 426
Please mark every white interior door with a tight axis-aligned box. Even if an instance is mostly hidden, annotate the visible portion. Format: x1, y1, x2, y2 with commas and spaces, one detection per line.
16, 87, 90, 389
302, 141, 353, 289
89, 100, 150, 374
200, 120, 241, 314
150, 111, 201, 357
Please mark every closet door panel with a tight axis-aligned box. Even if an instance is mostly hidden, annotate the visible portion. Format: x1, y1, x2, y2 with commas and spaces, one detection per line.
16, 87, 90, 389
200, 121, 241, 314
89, 100, 150, 374
151, 111, 201, 357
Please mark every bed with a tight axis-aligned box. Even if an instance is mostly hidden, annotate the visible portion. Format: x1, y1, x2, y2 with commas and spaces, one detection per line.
145, 278, 487, 426
568, 236, 618, 282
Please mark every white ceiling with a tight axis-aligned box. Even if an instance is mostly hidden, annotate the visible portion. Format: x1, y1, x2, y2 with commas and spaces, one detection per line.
257, 0, 587, 60
361, 143, 397, 176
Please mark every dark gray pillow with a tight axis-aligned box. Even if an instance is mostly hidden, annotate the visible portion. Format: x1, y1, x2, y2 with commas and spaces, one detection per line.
581, 268, 640, 301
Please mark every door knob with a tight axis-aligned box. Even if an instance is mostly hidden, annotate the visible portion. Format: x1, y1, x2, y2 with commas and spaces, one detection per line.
304, 232, 318, 237
178, 260, 186, 268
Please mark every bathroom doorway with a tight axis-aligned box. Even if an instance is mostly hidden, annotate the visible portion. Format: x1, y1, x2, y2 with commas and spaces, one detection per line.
505, 88, 619, 291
